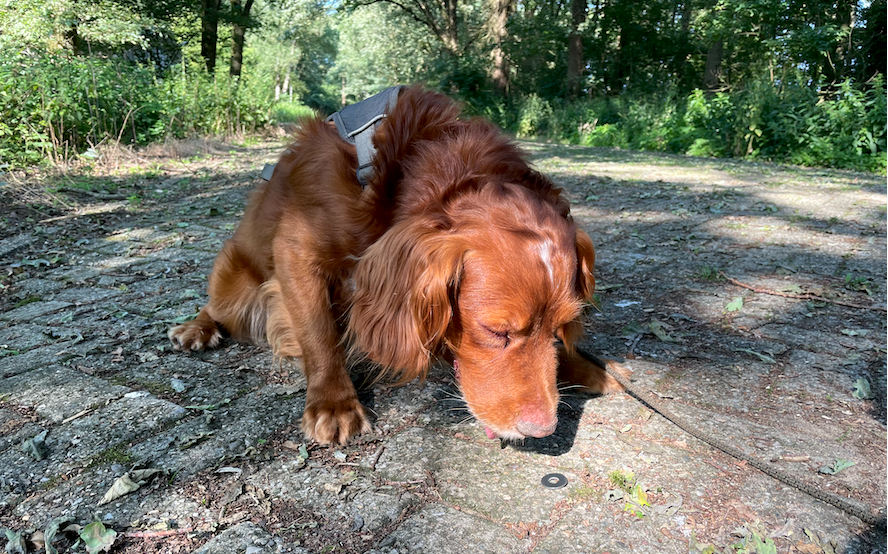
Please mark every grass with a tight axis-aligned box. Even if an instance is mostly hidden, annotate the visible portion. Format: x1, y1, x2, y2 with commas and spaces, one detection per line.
13, 295, 41, 308
87, 445, 135, 468
608, 469, 636, 492
697, 265, 723, 281
272, 102, 315, 124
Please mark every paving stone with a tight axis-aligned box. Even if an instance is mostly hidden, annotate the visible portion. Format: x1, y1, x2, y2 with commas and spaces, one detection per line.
757, 324, 876, 359
0, 300, 74, 322
48, 393, 187, 468
0, 407, 43, 454
534, 501, 686, 554
0, 340, 103, 378
127, 387, 303, 477
51, 265, 103, 283
0, 394, 185, 505
382, 503, 530, 553
0, 323, 59, 351
50, 287, 121, 305
117, 355, 267, 407
0, 364, 129, 423
192, 522, 292, 554
349, 488, 420, 533
7, 278, 66, 297
246, 455, 419, 534
372, 427, 454, 483
0, 232, 37, 257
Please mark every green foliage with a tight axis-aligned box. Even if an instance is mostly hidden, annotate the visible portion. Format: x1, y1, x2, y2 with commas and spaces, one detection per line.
520, 76, 886, 173
272, 102, 316, 123
161, 69, 273, 138
250, 0, 338, 112
516, 94, 555, 137
608, 468, 636, 491
0, 0, 883, 174
0, 50, 276, 167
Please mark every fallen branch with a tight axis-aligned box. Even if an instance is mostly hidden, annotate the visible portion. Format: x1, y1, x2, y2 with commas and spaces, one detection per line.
720, 272, 886, 312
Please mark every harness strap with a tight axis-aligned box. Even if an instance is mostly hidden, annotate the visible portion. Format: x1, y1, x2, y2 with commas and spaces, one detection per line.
326, 85, 406, 186
260, 86, 406, 186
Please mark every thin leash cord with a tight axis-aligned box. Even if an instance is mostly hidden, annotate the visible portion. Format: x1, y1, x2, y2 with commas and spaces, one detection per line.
576, 347, 887, 527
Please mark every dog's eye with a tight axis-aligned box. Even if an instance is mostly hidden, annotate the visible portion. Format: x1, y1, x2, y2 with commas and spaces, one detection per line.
481, 324, 510, 347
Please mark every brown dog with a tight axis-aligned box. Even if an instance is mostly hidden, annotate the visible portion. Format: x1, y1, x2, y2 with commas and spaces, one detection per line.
168, 86, 623, 444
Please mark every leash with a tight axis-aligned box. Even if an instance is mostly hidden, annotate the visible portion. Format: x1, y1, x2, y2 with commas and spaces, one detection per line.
576, 346, 887, 527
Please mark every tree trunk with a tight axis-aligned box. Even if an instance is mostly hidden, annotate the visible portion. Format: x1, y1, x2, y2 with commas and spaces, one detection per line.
703, 40, 723, 93
201, 0, 220, 73
444, 0, 459, 52
490, 0, 512, 95
566, 0, 588, 98
230, 0, 254, 77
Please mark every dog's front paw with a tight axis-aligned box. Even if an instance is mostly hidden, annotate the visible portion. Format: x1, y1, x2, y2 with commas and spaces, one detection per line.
301, 396, 371, 445
168, 320, 222, 351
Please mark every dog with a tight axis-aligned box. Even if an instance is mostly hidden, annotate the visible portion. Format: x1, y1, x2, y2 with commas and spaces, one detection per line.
168, 86, 624, 444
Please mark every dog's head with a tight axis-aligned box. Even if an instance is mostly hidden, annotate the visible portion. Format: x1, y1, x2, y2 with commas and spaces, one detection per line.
348, 183, 595, 440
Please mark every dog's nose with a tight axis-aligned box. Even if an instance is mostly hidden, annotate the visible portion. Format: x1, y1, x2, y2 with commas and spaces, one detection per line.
516, 410, 557, 438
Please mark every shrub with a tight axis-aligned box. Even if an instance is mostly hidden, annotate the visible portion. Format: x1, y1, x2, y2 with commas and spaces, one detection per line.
516, 77, 886, 173
0, 49, 279, 168
516, 94, 555, 137
272, 102, 316, 124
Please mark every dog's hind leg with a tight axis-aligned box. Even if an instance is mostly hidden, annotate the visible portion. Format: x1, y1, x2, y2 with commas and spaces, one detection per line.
261, 277, 303, 359
169, 240, 267, 351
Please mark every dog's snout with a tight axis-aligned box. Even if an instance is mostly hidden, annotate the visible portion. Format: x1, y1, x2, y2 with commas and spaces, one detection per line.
515, 409, 557, 438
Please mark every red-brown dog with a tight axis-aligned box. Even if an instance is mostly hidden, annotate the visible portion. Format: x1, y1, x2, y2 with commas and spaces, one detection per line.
169, 86, 624, 444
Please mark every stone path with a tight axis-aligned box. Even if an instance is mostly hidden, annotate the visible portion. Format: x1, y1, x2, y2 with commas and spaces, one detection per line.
0, 141, 885, 553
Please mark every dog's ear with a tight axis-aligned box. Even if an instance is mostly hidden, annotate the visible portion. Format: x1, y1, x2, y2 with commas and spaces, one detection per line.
348, 219, 463, 379
560, 228, 596, 352
574, 228, 596, 300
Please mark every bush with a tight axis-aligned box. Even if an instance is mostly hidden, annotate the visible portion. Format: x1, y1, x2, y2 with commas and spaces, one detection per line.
516, 94, 555, 137
515, 77, 886, 173
0, 50, 278, 168
160, 70, 273, 138
272, 102, 316, 124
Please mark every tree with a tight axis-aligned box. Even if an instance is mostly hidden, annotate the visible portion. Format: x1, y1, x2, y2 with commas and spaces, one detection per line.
855, 0, 887, 82
249, 0, 339, 109
566, 0, 587, 98
347, 0, 461, 54
201, 0, 222, 72
230, 0, 256, 76
489, 0, 513, 94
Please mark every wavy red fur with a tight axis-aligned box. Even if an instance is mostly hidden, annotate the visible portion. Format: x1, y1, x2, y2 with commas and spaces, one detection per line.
168, 86, 627, 444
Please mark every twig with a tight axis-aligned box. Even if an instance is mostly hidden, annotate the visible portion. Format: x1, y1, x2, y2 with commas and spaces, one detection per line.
56, 187, 128, 200
369, 444, 385, 470
720, 272, 886, 312
61, 408, 94, 424
123, 528, 193, 539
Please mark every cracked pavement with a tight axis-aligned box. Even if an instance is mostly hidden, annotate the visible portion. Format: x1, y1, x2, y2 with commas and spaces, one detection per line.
0, 140, 885, 553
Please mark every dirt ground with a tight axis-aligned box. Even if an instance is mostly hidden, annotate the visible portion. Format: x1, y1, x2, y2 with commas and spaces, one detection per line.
0, 137, 885, 554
